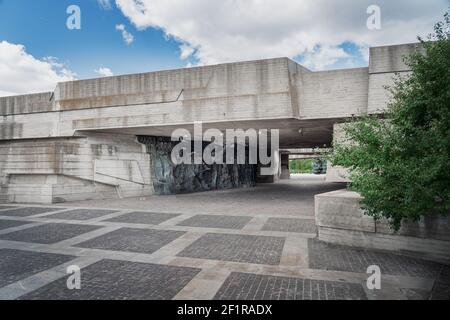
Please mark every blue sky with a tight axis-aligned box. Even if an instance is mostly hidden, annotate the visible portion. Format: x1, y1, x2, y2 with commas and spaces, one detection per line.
0, 0, 191, 79
0, 0, 448, 96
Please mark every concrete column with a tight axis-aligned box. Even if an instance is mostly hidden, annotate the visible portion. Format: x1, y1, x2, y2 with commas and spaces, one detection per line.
326, 124, 350, 183
280, 152, 290, 179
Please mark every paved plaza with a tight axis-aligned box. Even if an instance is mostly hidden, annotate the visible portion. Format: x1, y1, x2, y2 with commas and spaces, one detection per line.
0, 176, 448, 300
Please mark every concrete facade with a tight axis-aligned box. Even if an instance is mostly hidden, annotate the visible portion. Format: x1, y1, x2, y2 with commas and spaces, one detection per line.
0, 43, 420, 203
315, 189, 450, 264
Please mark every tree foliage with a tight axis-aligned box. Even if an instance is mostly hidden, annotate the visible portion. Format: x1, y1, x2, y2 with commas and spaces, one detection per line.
329, 13, 450, 230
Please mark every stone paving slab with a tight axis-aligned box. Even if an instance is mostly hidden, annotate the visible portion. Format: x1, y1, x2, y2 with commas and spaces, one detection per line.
105, 211, 180, 225
0, 249, 75, 288
0, 206, 19, 210
177, 233, 285, 265
177, 215, 252, 230
308, 239, 443, 278
0, 223, 101, 244
0, 219, 32, 231
19, 259, 201, 300
0, 207, 64, 217
430, 266, 450, 300
43, 209, 119, 221
75, 228, 186, 254
214, 272, 367, 300
262, 218, 317, 234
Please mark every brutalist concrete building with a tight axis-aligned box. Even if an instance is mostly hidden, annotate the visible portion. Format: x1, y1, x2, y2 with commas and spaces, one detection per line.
0, 43, 419, 204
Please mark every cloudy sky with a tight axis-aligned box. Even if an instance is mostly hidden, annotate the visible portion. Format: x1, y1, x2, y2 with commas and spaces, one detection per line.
0, 0, 448, 96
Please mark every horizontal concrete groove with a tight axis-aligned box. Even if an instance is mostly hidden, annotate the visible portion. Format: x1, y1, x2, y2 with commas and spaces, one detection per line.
0, 89, 185, 116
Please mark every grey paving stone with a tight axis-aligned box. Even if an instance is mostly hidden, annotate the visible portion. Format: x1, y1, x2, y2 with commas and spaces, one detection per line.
0, 223, 101, 244
105, 211, 180, 225
0, 207, 64, 217
177, 233, 285, 265
44, 209, 119, 221
20, 259, 201, 300
262, 217, 317, 233
214, 272, 367, 300
308, 239, 443, 278
75, 228, 186, 254
430, 266, 450, 300
177, 214, 252, 229
0, 249, 75, 288
0, 219, 32, 231
0, 206, 19, 210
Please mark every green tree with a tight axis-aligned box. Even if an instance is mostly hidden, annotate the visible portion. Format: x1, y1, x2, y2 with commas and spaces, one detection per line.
329, 13, 450, 230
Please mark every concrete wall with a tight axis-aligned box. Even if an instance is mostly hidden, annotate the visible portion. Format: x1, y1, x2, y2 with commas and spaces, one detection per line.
138, 136, 256, 195
326, 123, 350, 183
0, 44, 419, 142
315, 189, 450, 264
367, 43, 422, 114
0, 133, 152, 203
295, 68, 369, 119
0, 58, 297, 140
0, 43, 420, 203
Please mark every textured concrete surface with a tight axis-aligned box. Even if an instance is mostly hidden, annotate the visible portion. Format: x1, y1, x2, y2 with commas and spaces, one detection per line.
0, 176, 448, 300
316, 188, 450, 263
0, 223, 101, 244
20, 260, 200, 300
45, 209, 119, 221
262, 217, 317, 234
0, 219, 31, 231
177, 215, 252, 230
0, 207, 64, 217
0, 43, 418, 204
106, 211, 180, 225
76, 228, 186, 254
214, 272, 367, 300
177, 233, 285, 265
0, 249, 75, 287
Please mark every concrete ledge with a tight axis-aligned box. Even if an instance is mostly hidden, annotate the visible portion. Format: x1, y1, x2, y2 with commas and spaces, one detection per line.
315, 189, 450, 264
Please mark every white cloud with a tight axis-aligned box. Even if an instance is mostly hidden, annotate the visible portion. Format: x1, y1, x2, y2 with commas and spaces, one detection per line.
94, 66, 114, 77
115, 0, 448, 70
179, 43, 195, 60
97, 0, 112, 10
300, 45, 349, 71
116, 24, 135, 45
0, 41, 76, 97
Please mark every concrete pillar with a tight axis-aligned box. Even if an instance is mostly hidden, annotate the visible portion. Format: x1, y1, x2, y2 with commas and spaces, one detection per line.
280, 152, 290, 179
256, 150, 281, 183
326, 124, 350, 183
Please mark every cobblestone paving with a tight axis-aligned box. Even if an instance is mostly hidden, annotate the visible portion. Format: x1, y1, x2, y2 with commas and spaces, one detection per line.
44, 209, 118, 221
20, 259, 201, 300
75, 228, 186, 254
105, 211, 180, 225
177, 215, 252, 229
214, 272, 367, 300
262, 218, 317, 234
177, 233, 285, 265
0, 249, 75, 287
0, 206, 18, 210
0, 207, 64, 217
0, 219, 31, 231
308, 239, 442, 278
0, 223, 101, 244
430, 266, 450, 300
0, 178, 448, 301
